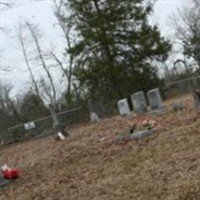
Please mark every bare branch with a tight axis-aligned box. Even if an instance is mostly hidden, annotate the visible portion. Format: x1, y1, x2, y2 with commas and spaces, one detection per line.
17, 23, 40, 97
0, 2, 11, 8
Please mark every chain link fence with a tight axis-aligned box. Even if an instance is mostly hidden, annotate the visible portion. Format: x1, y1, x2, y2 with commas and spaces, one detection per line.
165, 75, 200, 98
0, 107, 88, 146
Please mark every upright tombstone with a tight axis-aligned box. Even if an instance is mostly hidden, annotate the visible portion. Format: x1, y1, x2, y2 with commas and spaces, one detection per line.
131, 91, 147, 114
147, 88, 163, 112
117, 98, 131, 116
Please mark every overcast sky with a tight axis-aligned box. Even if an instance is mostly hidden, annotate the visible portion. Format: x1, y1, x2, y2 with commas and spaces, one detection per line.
0, 0, 188, 95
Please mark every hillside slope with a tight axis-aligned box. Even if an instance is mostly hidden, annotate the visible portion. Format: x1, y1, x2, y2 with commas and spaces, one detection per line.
0, 96, 200, 200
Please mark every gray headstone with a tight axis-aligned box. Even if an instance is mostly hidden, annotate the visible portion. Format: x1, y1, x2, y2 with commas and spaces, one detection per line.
171, 101, 184, 112
90, 112, 100, 123
117, 98, 131, 116
147, 88, 163, 111
131, 91, 147, 114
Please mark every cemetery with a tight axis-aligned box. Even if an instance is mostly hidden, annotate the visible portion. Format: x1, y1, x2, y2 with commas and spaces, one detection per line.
1, 0, 200, 199
0, 91, 200, 200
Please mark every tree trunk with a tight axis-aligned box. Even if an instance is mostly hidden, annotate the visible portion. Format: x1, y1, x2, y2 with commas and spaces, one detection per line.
18, 25, 40, 97
26, 22, 57, 108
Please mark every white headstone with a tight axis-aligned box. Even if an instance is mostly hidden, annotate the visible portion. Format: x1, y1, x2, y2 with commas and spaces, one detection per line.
131, 91, 147, 114
117, 98, 131, 116
147, 88, 163, 111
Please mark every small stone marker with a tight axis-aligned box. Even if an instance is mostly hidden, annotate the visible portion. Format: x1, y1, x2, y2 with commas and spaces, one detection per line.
131, 91, 147, 114
147, 88, 164, 113
129, 129, 154, 140
171, 101, 184, 112
53, 122, 69, 137
56, 132, 65, 140
117, 98, 131, 116
90, 112, 100, 123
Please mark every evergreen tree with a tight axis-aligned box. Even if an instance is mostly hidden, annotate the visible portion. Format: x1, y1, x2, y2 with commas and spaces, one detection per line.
65, 0, 171, 103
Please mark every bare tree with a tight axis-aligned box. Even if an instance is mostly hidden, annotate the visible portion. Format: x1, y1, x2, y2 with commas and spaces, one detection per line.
52, 0, 75, 104
38, 77, 56, 107
17, 23, 40, 97
25, 22, 57, 108
0, 1, 11, 8
0, 82, 22, 122
171, 0, 200, 70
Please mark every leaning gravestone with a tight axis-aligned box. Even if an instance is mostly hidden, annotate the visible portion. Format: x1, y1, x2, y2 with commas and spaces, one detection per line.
147, 88, 164, 113
90, 112, 100, 123
131, 91, 147, 114
117, 98, 131, 116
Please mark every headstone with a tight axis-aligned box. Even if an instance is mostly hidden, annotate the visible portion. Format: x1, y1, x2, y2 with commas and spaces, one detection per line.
90, 112, 100, 123
147, 88, 163, 111
117, 98, 131, 116
171, 101, 184, 112
131, 91, 147, 114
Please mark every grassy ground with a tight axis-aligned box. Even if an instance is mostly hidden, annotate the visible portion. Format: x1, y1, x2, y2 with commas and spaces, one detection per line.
0, 95, 200, 200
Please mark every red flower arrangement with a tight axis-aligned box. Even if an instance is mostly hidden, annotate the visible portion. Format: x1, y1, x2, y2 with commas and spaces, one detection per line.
1, 165, 20, 180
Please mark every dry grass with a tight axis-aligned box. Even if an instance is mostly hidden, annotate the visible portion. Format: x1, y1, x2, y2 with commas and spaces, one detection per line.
0, 94, 200, 200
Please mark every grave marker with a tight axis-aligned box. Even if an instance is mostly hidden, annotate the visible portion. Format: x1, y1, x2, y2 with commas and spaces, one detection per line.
147, 88, 163, 111
117, 98, 131, 116
131, 91, 147, 114
90, 112, 100, 123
